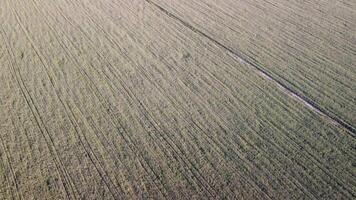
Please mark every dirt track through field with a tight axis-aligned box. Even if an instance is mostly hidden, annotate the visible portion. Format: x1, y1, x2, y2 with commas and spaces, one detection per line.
0, 0, 355, 199
146, 0, 356, 137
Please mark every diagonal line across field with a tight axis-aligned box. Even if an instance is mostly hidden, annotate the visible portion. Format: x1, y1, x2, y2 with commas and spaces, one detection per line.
0, 0, 355, 199
145, 0, 356, 137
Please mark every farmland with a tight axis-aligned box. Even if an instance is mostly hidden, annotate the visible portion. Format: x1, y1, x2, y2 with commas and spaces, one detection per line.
0, 0, 355, 199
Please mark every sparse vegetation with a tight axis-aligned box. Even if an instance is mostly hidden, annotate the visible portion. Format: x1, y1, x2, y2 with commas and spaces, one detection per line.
0, 0, 355, 199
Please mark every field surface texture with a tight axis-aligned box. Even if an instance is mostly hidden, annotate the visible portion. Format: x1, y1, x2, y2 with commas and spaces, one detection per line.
0, 0, 355, 199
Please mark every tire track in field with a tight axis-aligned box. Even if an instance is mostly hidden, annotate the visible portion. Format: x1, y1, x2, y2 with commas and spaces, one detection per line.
28, 0, 169, 197
144, 0, 356, 179
179, 0, 355, 115
0, 26, 74, 200
8, 2, 122, 198
145, 0, 356, 138
141, 2, 356, 197
141, 8, 356, 193
93, 0, 355, 162
81, 0, 356, 198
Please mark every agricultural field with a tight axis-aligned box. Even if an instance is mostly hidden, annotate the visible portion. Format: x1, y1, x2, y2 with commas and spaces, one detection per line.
0, 0, 355, 199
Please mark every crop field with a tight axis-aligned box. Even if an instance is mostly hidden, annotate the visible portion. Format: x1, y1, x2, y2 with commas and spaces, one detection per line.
0, 0, 355, 199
